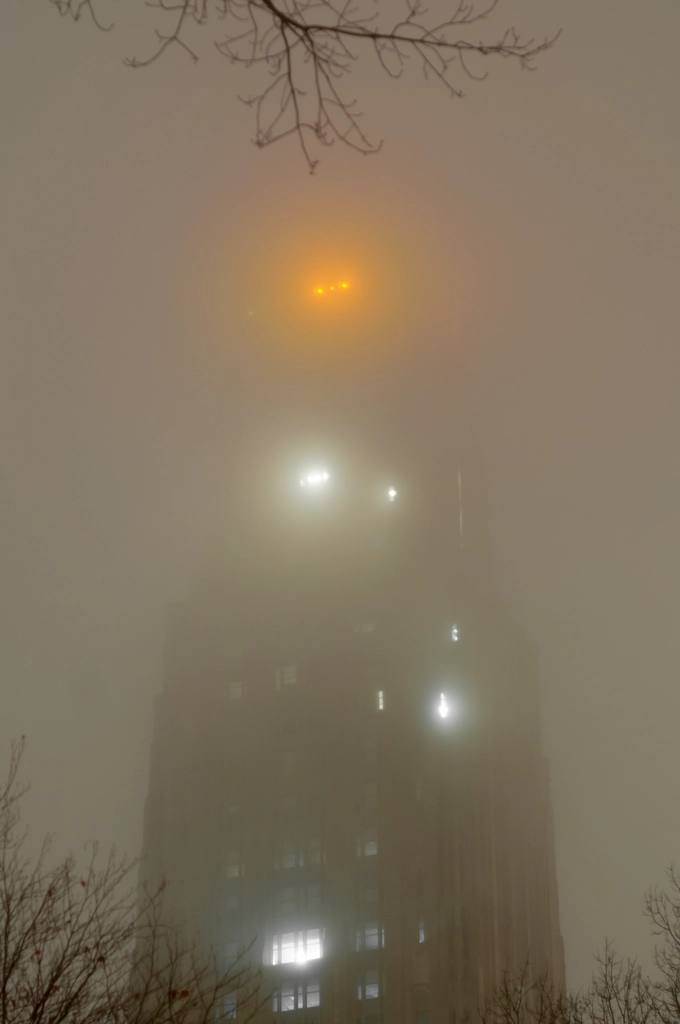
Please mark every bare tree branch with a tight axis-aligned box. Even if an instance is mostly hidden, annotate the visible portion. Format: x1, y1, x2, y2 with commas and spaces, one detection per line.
0, 741, 263, 1024
48, 0, 559, 169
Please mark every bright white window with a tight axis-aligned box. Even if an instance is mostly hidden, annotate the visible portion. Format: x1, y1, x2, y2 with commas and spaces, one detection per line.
376, 690, 384, 711
305, 928, 322, 960
228, 680, 243, 701
419, 920, 426, 943
271, 929, 323, 966
281, 933, 295, 964
451, 624, 459, 642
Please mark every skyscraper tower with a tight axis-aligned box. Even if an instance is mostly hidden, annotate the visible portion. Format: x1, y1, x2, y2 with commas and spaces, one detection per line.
140, 280, 564, 1022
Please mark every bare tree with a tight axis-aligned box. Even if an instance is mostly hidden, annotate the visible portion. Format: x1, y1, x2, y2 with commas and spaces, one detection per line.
0, 739, 261, 1024
48, 0, 559, 170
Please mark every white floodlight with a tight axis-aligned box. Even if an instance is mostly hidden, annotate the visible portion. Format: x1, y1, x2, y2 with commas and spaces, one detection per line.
437, 693, 450, 719
387, 487, 397, 502
299, 469, 330, 488
451, 625, 459, 642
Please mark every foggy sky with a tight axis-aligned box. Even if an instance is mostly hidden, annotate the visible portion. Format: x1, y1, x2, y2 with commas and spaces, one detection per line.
2, 0, 680, 991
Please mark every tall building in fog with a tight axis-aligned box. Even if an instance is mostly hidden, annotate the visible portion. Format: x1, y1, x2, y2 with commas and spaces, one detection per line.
140, 433, 565, 1023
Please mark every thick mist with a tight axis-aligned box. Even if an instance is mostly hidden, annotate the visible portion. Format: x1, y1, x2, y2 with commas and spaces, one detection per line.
2, 0, 680, 992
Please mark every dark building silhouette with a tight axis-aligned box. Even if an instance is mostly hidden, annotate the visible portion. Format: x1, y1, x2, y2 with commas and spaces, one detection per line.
140, 426, 565, 1022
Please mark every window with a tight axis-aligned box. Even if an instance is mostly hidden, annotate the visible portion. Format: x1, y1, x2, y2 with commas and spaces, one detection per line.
224, 995, 237, 1020
273, 979, 320, 1012
357, 968, 381, 1000
276, 664, 297, 690
418, 920, 425, 944
281, 983, 295, 1011
228, 680, 243, 701
226, 850, 242, 879
376, 690, 384, 711
306, 977, 320, 1008
271, 929, 323, 965
451, 624, 459, 642
356, 922, 384, 951
356, 827, 378, 858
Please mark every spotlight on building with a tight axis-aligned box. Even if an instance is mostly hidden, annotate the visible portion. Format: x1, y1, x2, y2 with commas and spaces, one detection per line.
387, 487, 398, 502
300, 470, 330, 488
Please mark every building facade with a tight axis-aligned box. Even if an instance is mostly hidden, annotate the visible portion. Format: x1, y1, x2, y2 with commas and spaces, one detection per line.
140, 453, 565, 1024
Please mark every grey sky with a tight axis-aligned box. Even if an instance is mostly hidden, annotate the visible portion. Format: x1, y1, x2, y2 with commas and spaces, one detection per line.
2, 0, 680, 990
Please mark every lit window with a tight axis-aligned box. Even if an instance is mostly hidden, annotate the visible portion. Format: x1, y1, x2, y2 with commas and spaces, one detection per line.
387, 487, 397, 502
358, 969, 381, 1001
306, 977, 320, 1008
272, 930, 323, 966
305, 928, 322, 961
274, 979, 320, 1012
356, 922, 383, 951
281, 983, 295, 1011
281, 933, 295, 964
224, 995, 237, 1020
276, 664, 297, 690
451, 625, 459, 642
419, 920, 425, 944
364, 827, 378, 857
376, 690, 384, 711
437, 693, 450, 719
226, 850, 241, 879
228, 680, 243, 701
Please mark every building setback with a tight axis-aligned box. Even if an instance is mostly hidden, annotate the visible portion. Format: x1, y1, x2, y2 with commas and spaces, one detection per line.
140, 454, 565, 1024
